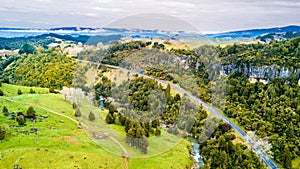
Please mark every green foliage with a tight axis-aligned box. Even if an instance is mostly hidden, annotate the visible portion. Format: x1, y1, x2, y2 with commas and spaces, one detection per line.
152, 42, 165, 50
225, 74, 299, 165
17, 114, 25, 126
88, 111, 95, 121
200, 123, 266, 169
77, 48, 106, 62
283, 146, 292, 169
0, 35, 55, 50
17, 89, 22, 95
155, 127, 161, 136
29, 88, 35, 94
10, 47, 75, 89
74, 108, 81, 117
18, 44, 36, 54
0, 125, 6, 140
2, 106, 9, 116
145, 67, 173, 81
219, 37, 300, 68
95, 76, 112, 100
105, 113, 114, 124
0, 89, 3, 96
101, 41, 151, 65
26, 106, 36, 119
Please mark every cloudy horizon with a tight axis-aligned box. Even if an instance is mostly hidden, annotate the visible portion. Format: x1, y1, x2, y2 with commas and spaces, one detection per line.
0, 0, 299, 33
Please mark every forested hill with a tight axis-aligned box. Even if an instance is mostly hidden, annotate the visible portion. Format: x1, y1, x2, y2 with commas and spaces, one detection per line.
1, 47, 76, 89
0, 33, 122, 50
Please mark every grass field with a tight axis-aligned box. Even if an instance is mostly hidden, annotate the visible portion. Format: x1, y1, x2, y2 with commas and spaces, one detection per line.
0, 83, 192, 169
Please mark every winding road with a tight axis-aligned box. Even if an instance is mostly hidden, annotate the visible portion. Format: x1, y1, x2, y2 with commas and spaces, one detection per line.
77, 59, 279, 169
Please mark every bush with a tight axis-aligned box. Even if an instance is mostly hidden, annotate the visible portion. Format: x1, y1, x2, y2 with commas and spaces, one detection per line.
17, 89, 22, 95
2, 106, 9, 116
89, 111, 95, 121
0, 89, 3, 96
29, 88, 35, 94
26, 106, 36, 119
0, 125, 6, 140
75, 108, 81, 117
49, 87, 55, 93
17, 115, 25, 126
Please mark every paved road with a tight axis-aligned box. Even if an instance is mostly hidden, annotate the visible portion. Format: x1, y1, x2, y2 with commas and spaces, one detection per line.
77, 59, 279, 169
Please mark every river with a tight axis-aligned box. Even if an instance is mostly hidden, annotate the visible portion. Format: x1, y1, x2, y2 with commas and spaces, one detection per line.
188, 137, 204, 169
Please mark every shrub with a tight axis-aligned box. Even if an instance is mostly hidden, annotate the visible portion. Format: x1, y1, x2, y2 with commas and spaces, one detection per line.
89, 111, 95, 121
17, 89, 23, 95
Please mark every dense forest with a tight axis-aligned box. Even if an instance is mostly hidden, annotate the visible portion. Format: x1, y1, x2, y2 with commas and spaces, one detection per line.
224, 71, 299, 167
0, 33, 122, 50
200, 122, 267, 169
2, 47, 75, 89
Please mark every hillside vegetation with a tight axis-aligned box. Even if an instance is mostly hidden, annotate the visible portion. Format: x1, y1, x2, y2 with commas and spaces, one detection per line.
2, 47, 75, 89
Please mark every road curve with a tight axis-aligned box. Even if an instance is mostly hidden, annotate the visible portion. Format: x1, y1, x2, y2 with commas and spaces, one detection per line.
77, 59, 279, 169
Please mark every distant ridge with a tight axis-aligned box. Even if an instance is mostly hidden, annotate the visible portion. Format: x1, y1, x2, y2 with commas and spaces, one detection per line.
205, 25, 300, 39
1, 25, 300, 39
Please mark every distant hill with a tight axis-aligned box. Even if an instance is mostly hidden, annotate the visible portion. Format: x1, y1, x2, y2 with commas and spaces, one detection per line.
0, 33, 122, 50
1, 25, 300, 40
205, 25, 300, 39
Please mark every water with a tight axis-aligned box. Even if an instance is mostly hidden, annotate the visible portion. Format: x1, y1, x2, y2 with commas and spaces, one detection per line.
188, 137, 204, 169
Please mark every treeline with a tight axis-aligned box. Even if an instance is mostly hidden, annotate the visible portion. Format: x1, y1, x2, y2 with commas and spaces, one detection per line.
218, 37, 300, 68
200, 122, 266, 169
101, 41, 152, 65
4, 47, 75, 89
0, 35, 56, 50
224, 71, 299, 168
144, 67, 174, 81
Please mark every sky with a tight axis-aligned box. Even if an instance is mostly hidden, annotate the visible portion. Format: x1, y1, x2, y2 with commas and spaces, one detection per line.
0, 0, 300, 33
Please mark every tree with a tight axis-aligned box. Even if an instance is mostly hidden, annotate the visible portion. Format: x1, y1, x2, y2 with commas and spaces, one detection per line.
0, 89, 3, 96
17, 115, 25, 126
75, 108, 81, 117
29, 88, 35, 94
2, 106, 9, 116
89, 111, 95, 121
72, 103, 77, 109
105, 113, 114, 124
283, 146, 292, 169
19, 43, 36, 55
26, 106, 36, 119
49, 87, 55, 93
155, 127, 161, 136
17, 89, 22, 95
0, 125, 6, 140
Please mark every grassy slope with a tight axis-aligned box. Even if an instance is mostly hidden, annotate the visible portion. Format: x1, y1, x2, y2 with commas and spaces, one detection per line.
0, 83, 192, 169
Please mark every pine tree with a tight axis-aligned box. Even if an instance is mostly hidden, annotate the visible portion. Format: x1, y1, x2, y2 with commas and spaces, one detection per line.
75, 108, 81, 117
89, 111, 95, 121
18, 115, 25, 126
26, 106, 36, 119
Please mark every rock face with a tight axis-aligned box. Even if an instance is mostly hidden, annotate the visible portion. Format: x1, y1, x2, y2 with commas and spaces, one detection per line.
220, 64, 300, 82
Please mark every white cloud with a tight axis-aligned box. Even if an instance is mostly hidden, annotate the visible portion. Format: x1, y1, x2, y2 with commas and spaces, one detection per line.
0, 0, 299, 32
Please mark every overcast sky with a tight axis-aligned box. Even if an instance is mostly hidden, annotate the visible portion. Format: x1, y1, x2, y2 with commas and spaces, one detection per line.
0, 0, 299, 33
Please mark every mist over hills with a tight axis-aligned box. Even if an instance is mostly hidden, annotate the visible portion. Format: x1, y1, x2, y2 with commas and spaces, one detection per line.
0, 25, 300, 39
